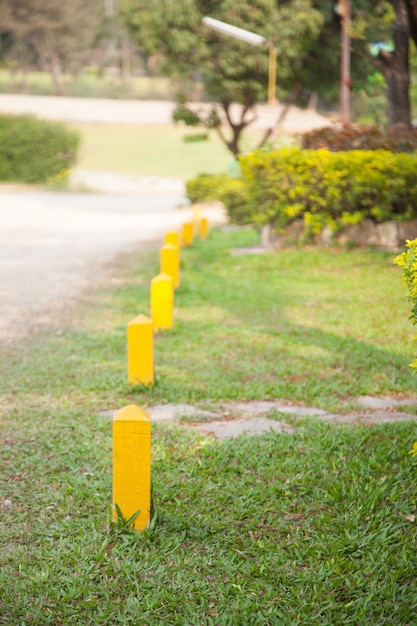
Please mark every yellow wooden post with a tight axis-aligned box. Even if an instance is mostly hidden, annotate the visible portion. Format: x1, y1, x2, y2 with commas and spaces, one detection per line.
113, 404, 151, 531
200, 217, 209, 239
160, 243, 180, 288
164, 230, 180, 249
181, 222, 194, 247
151, 272, 174, 331
192, 205, 202, 236
127, 314, 154, 385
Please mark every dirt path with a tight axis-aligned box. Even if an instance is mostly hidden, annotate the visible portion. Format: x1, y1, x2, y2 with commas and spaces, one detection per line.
0, 93, 331, 133
0, 187, 225, 343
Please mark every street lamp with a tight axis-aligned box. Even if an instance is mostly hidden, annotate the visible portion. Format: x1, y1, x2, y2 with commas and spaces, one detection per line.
335, 1, 351, 124
202, 17, 277, 106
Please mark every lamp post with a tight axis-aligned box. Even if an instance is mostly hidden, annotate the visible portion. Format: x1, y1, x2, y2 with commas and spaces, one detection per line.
202, 17, 277, 106
335, 1, 351, 124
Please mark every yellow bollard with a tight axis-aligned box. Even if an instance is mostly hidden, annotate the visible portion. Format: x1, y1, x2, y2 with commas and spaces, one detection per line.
192, 205, 202, 237
151, 272, 174, 331
160, 243, 180, 288
127, 314, 154, 385
200, 217, 209, 239
164, 231, 180, 249
113, 404, 151, 531
181, 222, 194, 247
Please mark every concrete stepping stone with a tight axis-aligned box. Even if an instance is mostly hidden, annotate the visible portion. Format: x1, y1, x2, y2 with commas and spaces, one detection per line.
150, 403, 218, 422
190, 417, 296, 440
99, 396, 417, 440
355, 395, 417, 410
327, 411, 417, 424
217, 400, 329, 418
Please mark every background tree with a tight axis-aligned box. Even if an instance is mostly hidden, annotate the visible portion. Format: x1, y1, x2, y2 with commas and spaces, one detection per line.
0, 0, 103, 93
404, 0, 417, 43
372, 0, 411, 128
301, 2, 388, 104
120, 0, 324, 157
301, 1, 413, 128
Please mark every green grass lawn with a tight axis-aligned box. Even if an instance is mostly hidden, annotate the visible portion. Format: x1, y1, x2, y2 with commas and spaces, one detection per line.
69, 122, 270, 180
1, 228, 417, 624
70, 123, 233, 179
0, 70, 174, 100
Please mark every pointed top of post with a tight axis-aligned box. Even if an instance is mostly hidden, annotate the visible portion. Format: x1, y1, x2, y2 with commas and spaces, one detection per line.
113, 404, 151, 422
128, 314, 152, 326
152, 272, 174, 284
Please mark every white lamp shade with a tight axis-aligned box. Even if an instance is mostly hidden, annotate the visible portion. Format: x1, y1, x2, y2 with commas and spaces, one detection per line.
202, 17, 267, 47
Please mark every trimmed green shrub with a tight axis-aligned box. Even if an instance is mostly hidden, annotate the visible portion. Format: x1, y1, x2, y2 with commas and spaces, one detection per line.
301, 124, 417, 153
217, 179, 252, 225
185, 172, 253, 224
239, 147, 417, 239
185, 173, 229, 204
0, 114, 80, 184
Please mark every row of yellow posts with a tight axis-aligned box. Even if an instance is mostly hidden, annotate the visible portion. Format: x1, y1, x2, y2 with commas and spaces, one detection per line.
113, 208, 210, 531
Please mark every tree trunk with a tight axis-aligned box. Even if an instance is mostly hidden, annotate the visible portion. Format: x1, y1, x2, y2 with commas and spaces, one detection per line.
217, 102, 257, 158
378, 0, 411, 128
404, 0, 417, 47
36, 36, 64, 96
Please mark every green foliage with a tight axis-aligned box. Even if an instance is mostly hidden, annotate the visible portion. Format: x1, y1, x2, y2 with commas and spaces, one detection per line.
2, 231, 417, 622
239, 147, 417, 238
172, 103, 201, 127
173, 102, 221, 129
301, 124, 417, 152
185, 172, 229, 203
395, 238, 417, 368
304, 1, 393, 107
121, 0, 324, 155
217, 178, 252, 224
0, 114, 80, 184
185, 172, 252, 223
0, 0, 104, 80
121, 0, 324, 99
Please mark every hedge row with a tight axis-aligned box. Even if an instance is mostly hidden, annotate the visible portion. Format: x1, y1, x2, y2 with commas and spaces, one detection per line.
186, 148, 417, 239
239, 148, 417, 236
185, 173, 250, 226
301, 124, 417, 153
0, 114, 80, 184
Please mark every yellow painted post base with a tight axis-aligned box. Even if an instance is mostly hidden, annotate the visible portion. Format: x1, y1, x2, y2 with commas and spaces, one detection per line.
127, 314, 154, 385
160, 243, 180, 288
200, 217, 209, 239
192, 205, 202, 237
113, 404, 151, 531
181, 222, 194, 247
151, 272, 174, 331
164, 230, 180, 249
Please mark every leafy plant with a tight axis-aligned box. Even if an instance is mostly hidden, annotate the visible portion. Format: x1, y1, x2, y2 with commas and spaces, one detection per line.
111, 503, 141, 532
301, 124, 417, 153
185, 172, 229, 204
394, 238, 417, 368
217, 178, 252, 225
185, 172, 253, 224
239, 147, 417, 238
394, 240, 417, 460
0, 114, 80, 183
